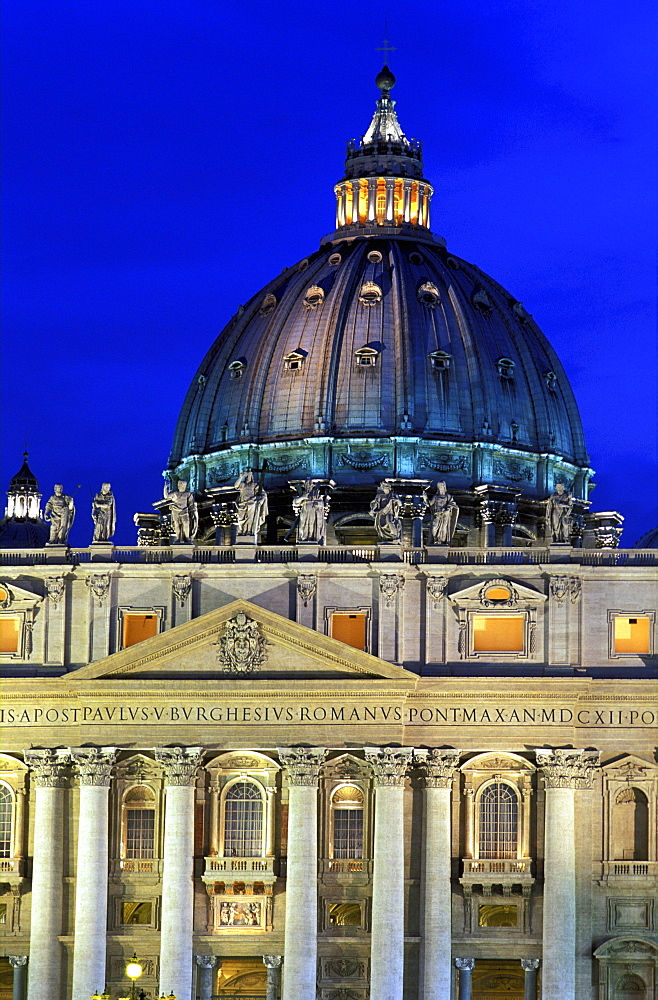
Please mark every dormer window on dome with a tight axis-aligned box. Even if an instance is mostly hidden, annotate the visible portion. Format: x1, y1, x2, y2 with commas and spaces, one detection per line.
283, 350, 306, 372
473, 289, 493, 313
497, 358, 516, 379
303, 286, 325, 310
359, 282, 382, 306
259, 294, 277, 317
355, 346, 379, 367
417, 281, 441, 308
228, 360, 246, 380
429, 350, 452, 371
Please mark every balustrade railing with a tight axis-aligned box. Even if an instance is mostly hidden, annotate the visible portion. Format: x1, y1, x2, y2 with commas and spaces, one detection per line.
599, 860, 656, 881
203, 856, 276, 877
0, 857, 24, 876
462, 857, 533, 876
112, 857, 163, 876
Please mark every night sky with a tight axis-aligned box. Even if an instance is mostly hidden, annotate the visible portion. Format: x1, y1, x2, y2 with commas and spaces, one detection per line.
2, 0, 656, 546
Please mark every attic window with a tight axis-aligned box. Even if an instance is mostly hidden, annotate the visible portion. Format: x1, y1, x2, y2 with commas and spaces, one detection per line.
0, 617, 20, 655
284, 351, 305, 372
359, 281, 382, 306
429, 350, 452, 371
259, 294, 277, 317
303, 285, 325, 310
355, 347, 379, 367
417, 281, 441, 308
228, 360, 246, 380
328, 253, 342, 266
497, 358, 515, 379
367, 250, 383, 264
545, 371, 557, 390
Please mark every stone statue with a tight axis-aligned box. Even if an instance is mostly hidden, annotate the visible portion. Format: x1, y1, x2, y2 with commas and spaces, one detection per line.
234, 469, 268, 541
370, 481, 402, 542
91, 482, 116, 542
44, 484, 75, 544
546, 482, 573, 543
293, 479, 330, 545
163, 479, 198, 544
429, 481, 458, 545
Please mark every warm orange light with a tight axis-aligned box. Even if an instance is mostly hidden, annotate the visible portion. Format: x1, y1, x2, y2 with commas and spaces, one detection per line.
122, 614, 158, 649
331, 613, 367, 651
485, 586, 512, 601
614, 616, 651, 654
473, 615, 524, 652
0, 617, 19, 654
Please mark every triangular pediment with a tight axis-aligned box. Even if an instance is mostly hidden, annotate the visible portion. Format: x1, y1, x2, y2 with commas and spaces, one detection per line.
0, 579, 42, 609
65, 599, 417, 684
449, 576, 546, 606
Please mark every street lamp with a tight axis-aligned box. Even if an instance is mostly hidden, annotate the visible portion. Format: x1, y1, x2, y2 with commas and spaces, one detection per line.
91, 993, 109, 1000
125, 953, 143, 1000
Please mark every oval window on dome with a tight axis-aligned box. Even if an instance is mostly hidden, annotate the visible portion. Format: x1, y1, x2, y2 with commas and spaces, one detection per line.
328, 253, 342, 267
545, 371, 557, 391
259, 293, 277, 317
303, 285, 325, 310
473, 289, 492, 313
446, 255, 460, 270
359, 281, 382, 306
367, 250, 383, 264
417, 281, 441, 308
298, 258, 310, 272
409, 252, 423, 265
484, 585, 512, 602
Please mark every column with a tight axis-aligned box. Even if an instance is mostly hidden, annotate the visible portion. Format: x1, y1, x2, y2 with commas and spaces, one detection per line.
8, 957, 27, 1000
263, 955, 283, 1000
365, 747, 413, 1000
535, 749, 598, 1000
351, 180, 360, 223
25, 749, 70, 1000
455, 957, 475, 1000
367, 178, 378, 222
156, 747, 203, 1000
278, 747, 326, 1000
419, 750, 461, 1000
385, 178, 395, 223
70, 747, 116, 1000
521, 958, 540, 1000
195, 955, 219, 1000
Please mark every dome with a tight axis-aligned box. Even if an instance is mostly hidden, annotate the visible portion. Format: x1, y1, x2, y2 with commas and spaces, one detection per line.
0, 452, 49, 548
168, 70, 592, 506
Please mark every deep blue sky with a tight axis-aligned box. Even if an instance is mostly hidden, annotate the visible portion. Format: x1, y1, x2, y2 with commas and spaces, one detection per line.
2, 0, 656, 545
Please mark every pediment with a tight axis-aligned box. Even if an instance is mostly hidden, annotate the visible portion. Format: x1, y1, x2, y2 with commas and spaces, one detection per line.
65, 599, 417, 684
0, 580, 42, 610
601, 754, 658, 779
449, 577, 546, 607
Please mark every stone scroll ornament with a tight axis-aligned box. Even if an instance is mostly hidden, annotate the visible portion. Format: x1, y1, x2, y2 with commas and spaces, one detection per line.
296, 574, 317, 607
216, 612, 269, 675
172, 575, 192, 606
86, 573, 110, 606
45, 576, 65, 606
535, 748, 599, 788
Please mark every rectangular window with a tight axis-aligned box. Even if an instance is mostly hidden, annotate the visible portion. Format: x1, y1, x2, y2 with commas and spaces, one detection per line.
122, 613, 159, 649
328, 902, 362, 927
472, 615, 524, 652
0, 617, 20, 655
333, 808, 363, 859
126, 809, 155, 859
613, 616, 651, 655
121, 901, 153, 925
0, 903, 6, 924
331, 613, 367, 651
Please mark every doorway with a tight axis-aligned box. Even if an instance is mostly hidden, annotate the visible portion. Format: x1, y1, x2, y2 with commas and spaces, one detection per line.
471, 959, 526, 999
213, 956, 267, 997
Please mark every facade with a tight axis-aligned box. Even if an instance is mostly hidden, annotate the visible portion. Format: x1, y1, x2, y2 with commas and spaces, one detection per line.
0, 67, 656, 1000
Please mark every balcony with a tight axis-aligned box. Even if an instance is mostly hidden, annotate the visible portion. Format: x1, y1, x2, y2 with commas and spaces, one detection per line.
598, 860, 657, 885
111, 858, 163, 879
0, 857, 25, 881
460, 857, 534, 895
320, 857, 373, 885
202, 856, 277, 885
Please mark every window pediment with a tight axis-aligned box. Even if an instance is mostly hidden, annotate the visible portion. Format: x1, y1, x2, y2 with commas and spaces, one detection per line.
449, 577, 546, 609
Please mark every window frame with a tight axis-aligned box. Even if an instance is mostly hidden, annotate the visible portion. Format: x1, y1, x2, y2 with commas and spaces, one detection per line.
468, 610, 530, 658
0, 611, 32, 659
120, 783, 157, 862
324, 606, 371, 653
475, 779, 520, 860
0, 781, 15, 859
219, 776, 267, 859
328, 783, 365, 860
114, 896, 159, 930
608, 610, 655, 658
117, 607, 165, 651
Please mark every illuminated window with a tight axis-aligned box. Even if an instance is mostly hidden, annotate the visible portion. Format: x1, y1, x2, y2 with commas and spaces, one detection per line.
329, 902, 362, 926
122, 613, 159, 649
0, 784, 13, 858
303, 285, 325, 310
478, 904, 518, 927
483, 585, 512, 602
472, 615, 524, 653
121, 901, 153, 925
0, 617, 20, 655
283, 351, 305, 372
124, 786, 155, 859
331, 613, 367, 651
223, 780, 264, 858
331, 785, 364, 859
358, 281, 382, 306
354, 346, 379, 367
479, 782, 518, 859
612, 615, 652, 655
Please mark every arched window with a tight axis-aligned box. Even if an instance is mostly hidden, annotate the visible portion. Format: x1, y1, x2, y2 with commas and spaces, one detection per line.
0, 784, 13, 858
123, 785, 155, 859
331, 784, 364, 859
479, 782, 518, 859
223, 781, 264, 858
613, 788, 649, 860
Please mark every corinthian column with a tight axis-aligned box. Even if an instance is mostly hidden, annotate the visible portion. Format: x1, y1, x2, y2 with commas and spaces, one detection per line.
24, 749, 70, 1000
419, 749, 461, 1000
156, 747, 203, 1000
278, 747, 327, 1000
535, 749, 599, 1000
70, 748, 116, 1000
365, 747, 413, 1000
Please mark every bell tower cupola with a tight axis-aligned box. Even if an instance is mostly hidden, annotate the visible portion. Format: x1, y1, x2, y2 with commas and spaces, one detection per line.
334, 66, 433, 232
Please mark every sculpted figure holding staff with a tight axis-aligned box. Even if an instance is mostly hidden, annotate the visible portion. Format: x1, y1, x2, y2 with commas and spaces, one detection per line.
44, 484, 75, 544
91, 482, 116, 542
163, 479, 198, 544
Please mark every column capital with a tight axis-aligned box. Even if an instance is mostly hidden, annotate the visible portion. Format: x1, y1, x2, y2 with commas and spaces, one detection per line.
8, 955, 28, 968
263, 955, 283, 968
535, 748, 599, 788
155, 746, 203, 785
455, 957, 476, 971
521, 958, 540, 971
196, 954, 219, 969
278, 747, 327, 786
365, 746, 413, 786
417, 748, 461, 788
70, 746, 116, 786
24, 748, 70, 786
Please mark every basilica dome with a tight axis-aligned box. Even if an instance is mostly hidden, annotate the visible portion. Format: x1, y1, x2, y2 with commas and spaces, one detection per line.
169, 70, 591, 504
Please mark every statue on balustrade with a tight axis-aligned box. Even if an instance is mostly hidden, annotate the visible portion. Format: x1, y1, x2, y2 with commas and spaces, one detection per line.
91, 482, 116, 542
44, 484, 75, 544
428, 481, 459, 545
546, 482, 573, 543
370, 481, 402, 542
234, 469, 268, 541
163, 479, 198, 544
293, 479, 330, 545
